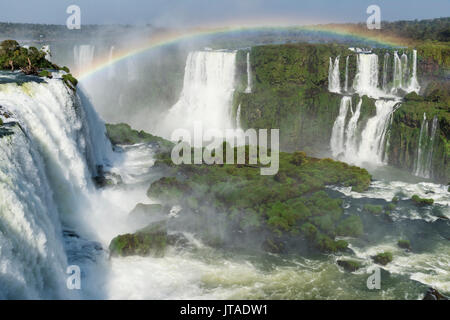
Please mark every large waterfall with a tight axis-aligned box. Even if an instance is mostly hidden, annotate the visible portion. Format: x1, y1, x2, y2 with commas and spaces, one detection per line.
328, 56, 341, 93
161, 50, 237, 138
245, 52, 252, 93
0, 73, 112, 298
414, 114, 439, 178
74, 45, 95, 75
329, 48, 421, 168
352, 53, 380, 97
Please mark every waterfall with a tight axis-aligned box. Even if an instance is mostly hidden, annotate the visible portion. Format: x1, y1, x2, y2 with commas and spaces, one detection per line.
162, 50, 237, 138
108, 46, 116, 79
408, 49, 420, 93
392, 51, 402, 92
401, 53, 409, 88
328, 56, 341, 93
382, 53, 389, 92
127, 57, 138, 82
236, 104, 241, 129
355, 100, 397, 165
414, 114, 438, 178
352, 53, 379, 97
330, 96, 351, 157
414, 113, 428, 176
344, 56, 349, 92
0, 73, 112, 298
74, 45, 95, 75
344, 98, 362, 157
244, 52, 252, 93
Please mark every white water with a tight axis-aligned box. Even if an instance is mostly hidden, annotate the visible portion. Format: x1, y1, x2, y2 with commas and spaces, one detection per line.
160, 50, 237, 139
236, 103, 241, 129
356, 100, 397, 165
408, 50, 420, 93
244, 52, 252, 93
0, 73, 112, 298
382, 53, 389, 92
330, 96, 351, 157
344, 56, 349, 92
108, 46, 116, 79
352, 53, 380, 98
414, 114, 439, 178
74, 45, 95, 75
328, 56, 341, 93
329, 49, 422, 168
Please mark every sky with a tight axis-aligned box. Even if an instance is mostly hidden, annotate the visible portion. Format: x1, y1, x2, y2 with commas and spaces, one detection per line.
0, 0, 448, 27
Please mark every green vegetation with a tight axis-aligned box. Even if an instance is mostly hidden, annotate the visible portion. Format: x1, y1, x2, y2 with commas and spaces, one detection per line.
336, 259, 363, 272
38, 69, 52, 78
0, 39, 55, 73
105, 123, 174, 150
397, 239, 411, 250
109, 221, 167, 257
147, 146, 371, 253
363, 204, 384, 215
62, 73, 78, 89
411, 195, 434, 206
372, 251, 393, 265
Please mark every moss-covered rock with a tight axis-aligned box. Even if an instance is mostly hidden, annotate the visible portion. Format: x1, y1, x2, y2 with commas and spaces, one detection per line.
147, 147, 371, 253
109, 221, 168, 257
337, 259, 363, 272
372, 251, 393, 265
105, 123, 174, 151
397, 239, 411, 250
411, 194, 434, 206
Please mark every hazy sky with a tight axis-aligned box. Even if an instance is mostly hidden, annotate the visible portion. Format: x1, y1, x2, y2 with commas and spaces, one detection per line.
0, 0, 448, 27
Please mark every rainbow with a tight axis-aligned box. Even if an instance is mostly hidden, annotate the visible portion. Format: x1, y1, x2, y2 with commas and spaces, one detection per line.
77, 23, 413, 80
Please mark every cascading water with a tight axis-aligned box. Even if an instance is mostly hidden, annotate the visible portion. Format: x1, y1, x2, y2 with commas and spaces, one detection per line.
344, 56, 349, 92
414, 114, 439, 178
328, 56, 341, 93
108, 46, 116, 79
236, 104, 241, 129
392, 51, 403, 92
330, 48, 421, 168
0, 73, 112, 298
343, 98, 362, 157
244, 52, 252, 93
330, 96, 351, 157
161, 50, 237, 138
352, 53, 379, 97
408, 50, 420, 93
355, 100, 398, 165
74, 45, 95, 75
401, 53, 409, 88
382, 53, 389, 93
